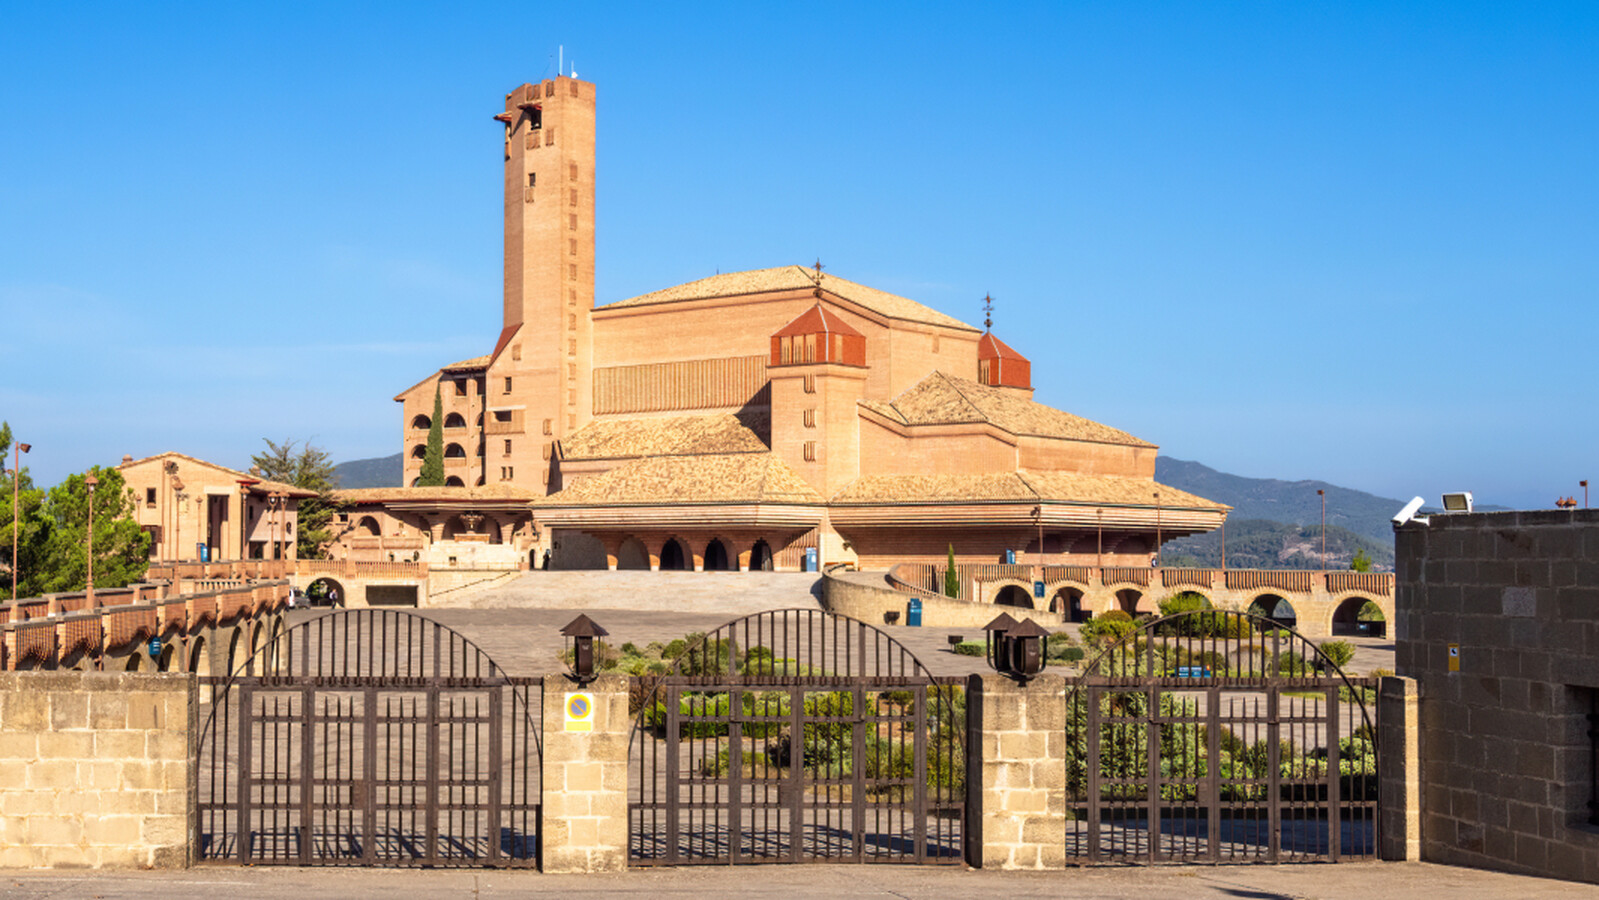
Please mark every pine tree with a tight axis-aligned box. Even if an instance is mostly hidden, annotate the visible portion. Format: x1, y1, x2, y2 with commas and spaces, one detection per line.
944, 543, 960, 598
419, 385, 445, 487
252, 438, 341, 559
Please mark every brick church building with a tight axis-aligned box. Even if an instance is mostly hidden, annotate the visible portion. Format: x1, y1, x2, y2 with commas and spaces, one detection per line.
333, 75, 1226, 573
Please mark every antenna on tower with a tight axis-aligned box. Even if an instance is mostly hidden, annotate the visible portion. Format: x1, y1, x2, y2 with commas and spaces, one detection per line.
560, 45, 564, 76
982, 293, 994, 331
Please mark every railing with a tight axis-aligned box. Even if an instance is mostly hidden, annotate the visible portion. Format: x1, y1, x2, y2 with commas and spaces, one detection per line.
1325, 571, 1394, 596
1225, 569, 1313, 593
347, 536, 426, 551
880, 563, 1394, 605
106, 607, 158, 649
296, 559, 429, 579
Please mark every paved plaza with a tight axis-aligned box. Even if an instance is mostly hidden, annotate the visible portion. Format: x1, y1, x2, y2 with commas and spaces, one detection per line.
4, 860, 1595, 899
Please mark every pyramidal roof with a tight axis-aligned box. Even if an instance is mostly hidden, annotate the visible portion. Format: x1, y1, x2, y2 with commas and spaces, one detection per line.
601, 265, 978, 332
773, 303, 864, 338
859, 372, 1155, 448
978, 331, 1027, 360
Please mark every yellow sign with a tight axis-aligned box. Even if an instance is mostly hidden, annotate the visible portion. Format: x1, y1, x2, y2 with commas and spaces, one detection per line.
564, 692, 594, 732
1447, 643, 1460, 673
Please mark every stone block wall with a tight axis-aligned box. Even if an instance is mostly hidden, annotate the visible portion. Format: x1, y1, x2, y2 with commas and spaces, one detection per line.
540, 673, 629, 873
1396, 509, 1599, 883
0, 672, 194, 868
967, 672, 1066, 868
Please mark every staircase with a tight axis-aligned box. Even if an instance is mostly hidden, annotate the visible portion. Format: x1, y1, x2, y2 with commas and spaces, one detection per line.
445, 570, 824, 616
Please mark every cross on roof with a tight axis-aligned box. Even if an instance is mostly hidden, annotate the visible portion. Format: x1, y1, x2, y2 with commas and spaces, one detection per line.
982, 293, 994, 331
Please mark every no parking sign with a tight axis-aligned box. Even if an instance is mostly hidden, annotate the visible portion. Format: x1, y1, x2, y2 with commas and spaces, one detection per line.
564, 692, 594, 733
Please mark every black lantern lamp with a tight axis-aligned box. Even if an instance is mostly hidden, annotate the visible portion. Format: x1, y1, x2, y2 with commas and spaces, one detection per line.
1006, 618, 1050, 683
560, 614, 609, 684
983, 612, 1018, 675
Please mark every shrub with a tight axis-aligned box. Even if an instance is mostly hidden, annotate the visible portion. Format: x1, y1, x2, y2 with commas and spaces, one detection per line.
1276, 651, 1310, 677
953, 641, 985, 657
1158, 592, 1211, 617
1319, 640, 1356, 669
1081, 611, 1138, 646
620, 641, 640, 655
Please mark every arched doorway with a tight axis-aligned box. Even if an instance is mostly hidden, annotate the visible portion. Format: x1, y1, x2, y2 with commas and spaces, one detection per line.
750, 539, 774, 571
996, 585, 1034, 609
1249, 594, 1297, 629
660, 538, 688, 571
617, 537, 649, 570
308, 577, 347, 607
444, 476, 465, 487
1332, 596, 1386, 637
704, 539, 730, 571
158, 642, 176, 672
1115, 588, 1143, 615
225, 628, 242, 677
356, 516, 381, 536
1053, 586, 1089, 622
188, 637, 210, 676
124, 652, 143, 672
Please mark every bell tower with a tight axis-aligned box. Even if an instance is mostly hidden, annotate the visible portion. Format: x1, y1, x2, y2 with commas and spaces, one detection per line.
487, 76, 596, 491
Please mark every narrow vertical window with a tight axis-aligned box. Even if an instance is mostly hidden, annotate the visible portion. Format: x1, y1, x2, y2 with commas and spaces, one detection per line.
803, 441, 817, 462
503, 377, 513, 393
503, 439, 512, 456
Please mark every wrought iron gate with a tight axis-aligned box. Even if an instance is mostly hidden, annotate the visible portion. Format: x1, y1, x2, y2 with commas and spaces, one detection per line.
1066, 609, 1378, 864
198, 610, 541, 867
629, 609, 965, 865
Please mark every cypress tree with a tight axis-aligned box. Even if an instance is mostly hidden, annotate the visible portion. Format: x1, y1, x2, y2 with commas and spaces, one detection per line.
944, 543, 960, 598
419, 385, 445, 486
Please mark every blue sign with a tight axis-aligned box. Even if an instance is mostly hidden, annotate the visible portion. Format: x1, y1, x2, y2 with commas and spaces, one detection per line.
1033, 580, 1045, 599
147, 636, 162, 657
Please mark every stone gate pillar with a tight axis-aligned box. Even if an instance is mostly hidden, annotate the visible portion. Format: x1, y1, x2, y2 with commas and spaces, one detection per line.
966, 672, 1067, 869
1379, 675, 1421, 861
540, 673, 629, 873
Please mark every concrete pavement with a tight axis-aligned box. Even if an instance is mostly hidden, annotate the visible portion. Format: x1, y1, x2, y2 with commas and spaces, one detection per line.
3, 861, 1594, 899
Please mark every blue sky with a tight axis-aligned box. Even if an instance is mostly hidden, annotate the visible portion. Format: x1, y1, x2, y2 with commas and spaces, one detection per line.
2, 2, 1595, 510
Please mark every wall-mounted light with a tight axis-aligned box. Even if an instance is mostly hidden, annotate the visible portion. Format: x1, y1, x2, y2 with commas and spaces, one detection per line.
1441, 492, 1474, 513
560, 613, 609, 684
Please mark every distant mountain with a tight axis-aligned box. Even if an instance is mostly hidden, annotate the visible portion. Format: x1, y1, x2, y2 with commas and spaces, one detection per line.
1158, 518, 1394, 571
333, 453, 402, 489
1155, 457, 1412, 544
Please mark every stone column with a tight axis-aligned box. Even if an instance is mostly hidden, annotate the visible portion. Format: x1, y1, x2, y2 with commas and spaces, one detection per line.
1379, 675, 1421, 861
540, 673, 629, 873
598, 535, 624, 571
966, 672, 1066, 869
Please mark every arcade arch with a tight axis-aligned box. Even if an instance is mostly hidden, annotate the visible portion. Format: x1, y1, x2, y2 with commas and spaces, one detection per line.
704, 539, 730, 571
617, 537, 649, 570
659, 538, 688, 571
1249, 594, 1298, 629
995, 585, 1034, 609
1331, 596, 1386, 637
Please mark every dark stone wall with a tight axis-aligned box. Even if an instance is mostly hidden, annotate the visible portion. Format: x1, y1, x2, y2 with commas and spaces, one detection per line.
1396, 509, 1599, 883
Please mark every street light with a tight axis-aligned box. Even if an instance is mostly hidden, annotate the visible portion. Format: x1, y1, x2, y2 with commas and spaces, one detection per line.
1154, 490, 1162, 569
10, 440, 29, 600
1318, 489, 1326, 572
561, 613, 610, 684
84, 472, 98, 605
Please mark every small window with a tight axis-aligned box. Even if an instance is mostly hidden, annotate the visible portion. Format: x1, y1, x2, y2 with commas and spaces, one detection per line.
803, 441, 817, 462
569, 238, 577, 256
542, 444, 552, 460
504, 377, 513, 393
567, 362, 577, 379
543, 419, 552, 435
978, 359, 993, 384
569, 162, 578, 179
146, 487, 157, 506
779, 335, 793, 365
803, 409, 816, 428
803, 374, 816, 393
568, 314, 576, 329
494, 410, 512, 423
568, 288, 577, 306
511, 343, 521, 361
569, 80, 579, 98
568, 338, 576, 356
546, 128, 555, 146
504, 439, 512, 456
569, 213, 577, 231
454, 379, 467, 396
567, 389, 576, 405
568, 264, 577, 279
569, 189, 578, 207
932, 335, 941, 353
803, 334, 816, 363
528, 173, 536, 187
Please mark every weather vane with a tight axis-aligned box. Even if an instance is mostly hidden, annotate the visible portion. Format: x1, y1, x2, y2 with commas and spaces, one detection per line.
982, 293, 994, 331
812, 258, 825, 298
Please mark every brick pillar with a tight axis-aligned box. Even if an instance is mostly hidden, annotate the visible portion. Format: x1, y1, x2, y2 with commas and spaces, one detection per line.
1379, 675, 1421, 861
966, 672, 1066, 869
541, 673, 629, 873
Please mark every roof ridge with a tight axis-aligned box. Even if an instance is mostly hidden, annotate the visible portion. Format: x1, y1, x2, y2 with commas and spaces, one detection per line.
933, 371, 992, 424
1013, 469, 1043, 500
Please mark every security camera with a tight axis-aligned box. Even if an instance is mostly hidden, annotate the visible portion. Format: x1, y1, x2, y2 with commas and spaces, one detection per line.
1393, 496, 1428, 527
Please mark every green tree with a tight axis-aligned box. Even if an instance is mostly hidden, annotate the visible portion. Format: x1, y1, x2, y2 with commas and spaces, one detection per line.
0, 422, 47, 600
252, 438, 341, 559
1350, 548, 1373, 572
943, 544, 959, 598
419, 385, 445, 487
36, 467, 150, 594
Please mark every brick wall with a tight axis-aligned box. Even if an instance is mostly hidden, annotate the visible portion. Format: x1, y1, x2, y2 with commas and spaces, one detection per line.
0, 672, 194, 868
1395, 509, 1599, 883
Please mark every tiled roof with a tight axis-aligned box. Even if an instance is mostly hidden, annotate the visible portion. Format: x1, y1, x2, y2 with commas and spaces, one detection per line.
601, 266, 977, 332
533, 454, 823, 507
978, 332, 1027, 360
441, 355, 491, 372
773, 303, 864, 338
118, 452, 319, 498
830, 470, 1226, 509
561, 412, 769, 461
862, 372, 1155, 447
337, 484, 540, 503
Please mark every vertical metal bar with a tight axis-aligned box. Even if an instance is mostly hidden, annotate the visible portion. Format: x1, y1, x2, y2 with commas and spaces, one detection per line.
363, 687, 376, 864
237, 684, 255, 865
665, 685, 681, 864
1207, 685, 1220, 862
299, 687, 315, 864
1086, 685, 1101, 862
789, 684, 803, 863
1145, 686, 1159, 863
1267, 688, 1281, 862
913, 683, 928, 864
425, 685, 441, 864
729, 687, 743, 864
1327, 684, 1342, 862
488, 687, 503, 863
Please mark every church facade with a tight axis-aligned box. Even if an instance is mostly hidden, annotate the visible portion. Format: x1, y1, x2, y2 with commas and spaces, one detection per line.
340, 75, 1227, 573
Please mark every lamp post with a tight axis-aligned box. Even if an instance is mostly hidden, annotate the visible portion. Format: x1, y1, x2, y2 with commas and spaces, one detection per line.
1584, 481, 1590, 510
561, 614, 610, 684
84, 473, 98, 605
10, 439, 29, 600
1032, 504, 1043, 582
1317, 489, 1326, 572
1154, 490, 1162, 569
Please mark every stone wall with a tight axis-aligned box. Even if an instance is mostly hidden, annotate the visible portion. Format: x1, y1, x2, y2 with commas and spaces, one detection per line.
1395, 509, 1599, 883
540, 673, 629, 873
0, 673, 194, 868
823, 570, 1050, 629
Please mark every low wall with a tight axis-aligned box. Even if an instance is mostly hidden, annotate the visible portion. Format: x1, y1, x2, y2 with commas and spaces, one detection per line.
0, 672, 194, 868
822, 570, 1060, 629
